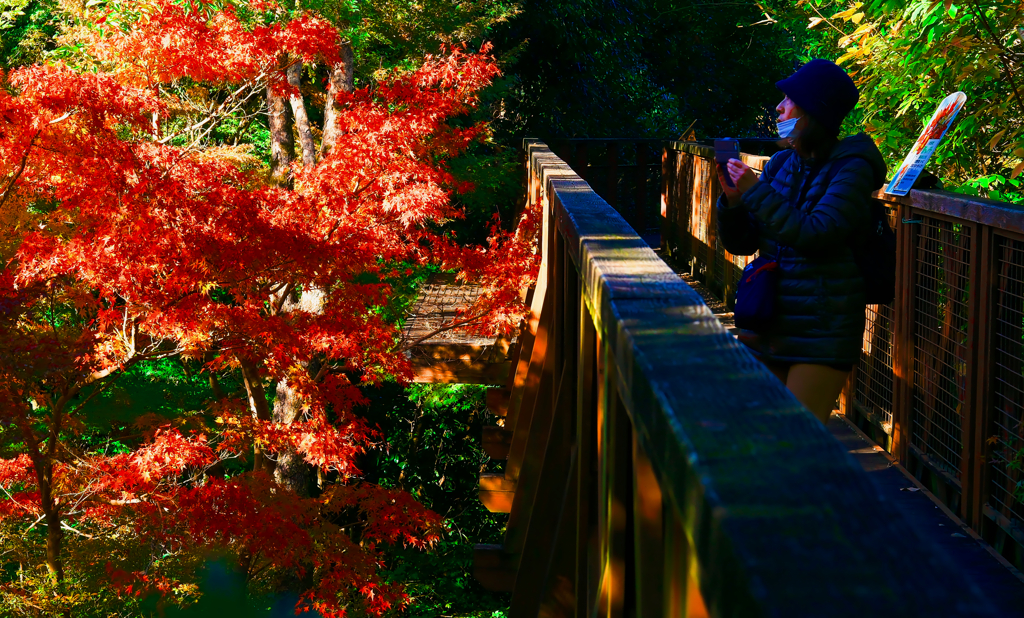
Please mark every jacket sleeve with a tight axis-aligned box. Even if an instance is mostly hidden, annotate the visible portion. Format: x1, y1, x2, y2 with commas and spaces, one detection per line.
714, 150, 792, 256
716, 193, 760, 256
739, 157, 873, 254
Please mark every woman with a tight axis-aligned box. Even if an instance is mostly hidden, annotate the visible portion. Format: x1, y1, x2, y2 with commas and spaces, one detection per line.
716, 59, 887, 424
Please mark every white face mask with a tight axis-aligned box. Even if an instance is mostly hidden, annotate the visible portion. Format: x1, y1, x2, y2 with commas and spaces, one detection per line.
777, 116, 801, 139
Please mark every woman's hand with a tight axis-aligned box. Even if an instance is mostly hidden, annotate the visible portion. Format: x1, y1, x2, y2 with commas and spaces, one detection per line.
727, 159, 758, 194
717, 158, 758, 206
717, 162, 743, 206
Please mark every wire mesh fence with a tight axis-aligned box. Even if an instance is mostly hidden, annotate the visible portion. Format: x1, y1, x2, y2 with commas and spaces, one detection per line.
856, 302, 897, 435
910, 216, 972, 481
989, 234, 1024, 523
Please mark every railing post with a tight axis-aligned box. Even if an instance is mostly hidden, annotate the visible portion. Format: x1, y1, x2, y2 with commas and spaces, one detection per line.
663, 507, 709, 618
690, 153, 717, 282
632, 436, 663, 618
661, 145, 671, 253
839, 366, 857, 421
596, 349, 633, 617
965, 225, 994, 529
576, 303, 598, 618
892, 202, 916, 465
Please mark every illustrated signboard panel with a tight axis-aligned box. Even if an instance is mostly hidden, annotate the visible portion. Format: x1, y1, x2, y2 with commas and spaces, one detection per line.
885, 92, 967, 197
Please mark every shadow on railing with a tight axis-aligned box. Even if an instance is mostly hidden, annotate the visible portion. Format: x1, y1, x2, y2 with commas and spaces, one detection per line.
472, 139, 998, 617
662, 140, 1024, 572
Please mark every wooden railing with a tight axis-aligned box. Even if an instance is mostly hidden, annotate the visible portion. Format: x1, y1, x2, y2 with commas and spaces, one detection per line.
662, 140, 1024, 571
472, 140, 998, 617
548, 139, 664, 236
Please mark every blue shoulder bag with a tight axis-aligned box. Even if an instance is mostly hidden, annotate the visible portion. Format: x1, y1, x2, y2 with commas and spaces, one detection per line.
732, 150, 795, 331
734, 253, 781, 331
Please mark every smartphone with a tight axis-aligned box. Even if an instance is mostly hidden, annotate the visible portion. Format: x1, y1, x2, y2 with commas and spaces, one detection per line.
714, 138, 740, 187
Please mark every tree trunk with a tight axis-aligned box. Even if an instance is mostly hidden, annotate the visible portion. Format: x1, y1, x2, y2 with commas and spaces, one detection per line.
238, 356, 275, 474
267, 56, 295, 186
42, 471, 63, 584
286, 60, 317, 168
272, 376, 312, 496
271, 287, 325, 496
320, 42, 355, 157
16, 411, 63, 583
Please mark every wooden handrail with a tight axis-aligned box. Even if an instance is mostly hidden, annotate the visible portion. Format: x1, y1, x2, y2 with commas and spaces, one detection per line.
474, 140, 999, 617
548, 139, 663, 234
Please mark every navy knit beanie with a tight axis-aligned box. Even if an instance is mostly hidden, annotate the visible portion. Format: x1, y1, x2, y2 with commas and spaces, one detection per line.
776, 59, 859, 136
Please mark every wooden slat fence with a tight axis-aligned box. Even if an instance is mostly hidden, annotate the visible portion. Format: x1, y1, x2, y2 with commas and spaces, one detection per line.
662, 140, 1024, 572
472, 140, 998, 617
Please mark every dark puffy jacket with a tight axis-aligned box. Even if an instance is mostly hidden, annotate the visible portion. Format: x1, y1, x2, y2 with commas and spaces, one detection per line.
716, 133, 887, 366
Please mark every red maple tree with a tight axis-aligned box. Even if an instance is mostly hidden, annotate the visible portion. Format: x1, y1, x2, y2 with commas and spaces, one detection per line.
0, 1, 537, 614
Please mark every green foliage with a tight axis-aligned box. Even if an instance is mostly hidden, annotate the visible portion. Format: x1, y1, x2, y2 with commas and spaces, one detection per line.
763, 0, 1023, 203
60, 359, 252, 476
75, 360, 216, 428
64, 366, 512, 616
489, 0, 805, 140
353, 261, 438, 330
448, 144, 522, 244
287, 0, 520, 89
0, 358, 509, 615
0, 0, 59, 68
359, 382, 509, 617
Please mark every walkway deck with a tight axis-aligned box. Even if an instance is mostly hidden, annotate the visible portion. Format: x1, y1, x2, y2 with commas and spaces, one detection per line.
656, 247, 1024, 615
829, 416, 1024, 616
402, 273, 513, 385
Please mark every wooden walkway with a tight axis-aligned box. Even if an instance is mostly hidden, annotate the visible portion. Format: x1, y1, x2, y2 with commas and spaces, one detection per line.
829, 415, 1024, 616
477, 137, 1024, 616
402, 273, 514, 385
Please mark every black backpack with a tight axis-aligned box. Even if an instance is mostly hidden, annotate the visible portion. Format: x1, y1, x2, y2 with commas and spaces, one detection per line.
769, 149, 896, 306
855, 198, 897, 305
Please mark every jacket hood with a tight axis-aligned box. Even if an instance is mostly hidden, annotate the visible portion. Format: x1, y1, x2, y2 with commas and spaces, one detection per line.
829, 132, 888, 189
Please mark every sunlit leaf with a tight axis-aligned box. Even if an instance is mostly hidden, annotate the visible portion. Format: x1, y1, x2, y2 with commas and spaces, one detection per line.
832, 6, 858, 20
988, 129, 1007, 150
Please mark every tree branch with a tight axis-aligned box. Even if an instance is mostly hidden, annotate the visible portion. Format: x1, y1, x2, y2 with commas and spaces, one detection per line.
394, 312, 488, 354
0, 130, 41, 211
